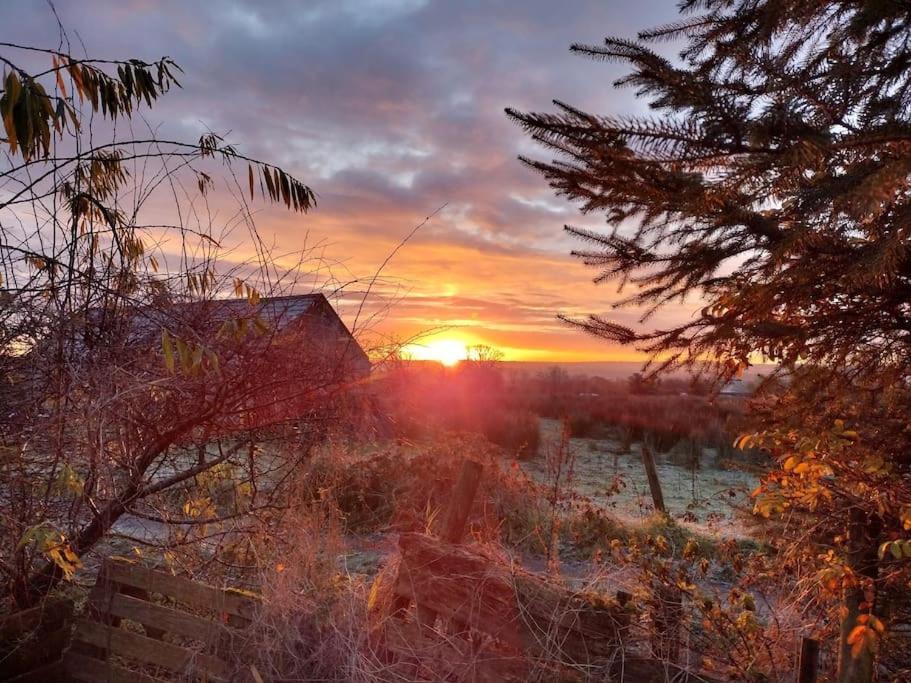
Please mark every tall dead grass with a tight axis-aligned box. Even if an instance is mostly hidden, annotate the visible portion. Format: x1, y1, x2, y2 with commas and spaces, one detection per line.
215, 434, 786, 681
234, 492, 393, 681
223, 437, 635, 681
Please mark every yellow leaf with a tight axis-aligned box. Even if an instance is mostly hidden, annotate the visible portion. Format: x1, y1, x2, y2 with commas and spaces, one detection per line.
53, 464, 84, 496
367, 575, 383, 612
161, 329, 175, 373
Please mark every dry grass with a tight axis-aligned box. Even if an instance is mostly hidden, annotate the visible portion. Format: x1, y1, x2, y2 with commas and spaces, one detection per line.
234, 494, 389, 681
222, 442, 642, 681
120, 433, 786, 682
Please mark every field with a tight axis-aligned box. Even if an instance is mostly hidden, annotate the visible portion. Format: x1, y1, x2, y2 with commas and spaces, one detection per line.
528, 419, 760, 539
326, 414, 763, 589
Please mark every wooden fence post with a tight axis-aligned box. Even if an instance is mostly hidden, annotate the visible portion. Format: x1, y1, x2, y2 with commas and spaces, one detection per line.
439, 459, 484, 543
413, 459, 483, 628
0, 597, 73, 681
641, 446, 666, 514
837, 508, 878, 683
798, 637, 819, 683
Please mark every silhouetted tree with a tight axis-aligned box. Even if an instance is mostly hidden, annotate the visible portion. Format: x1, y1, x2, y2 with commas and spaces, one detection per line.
509, 2, 911, 679
0, 28, 360, 606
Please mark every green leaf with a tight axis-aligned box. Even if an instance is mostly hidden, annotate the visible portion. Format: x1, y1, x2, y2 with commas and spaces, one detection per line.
53, 464, 85, 496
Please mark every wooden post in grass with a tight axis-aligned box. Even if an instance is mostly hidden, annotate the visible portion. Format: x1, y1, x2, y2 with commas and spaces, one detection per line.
641, 446, 666, 514
798, 637, 820, 683
439, 459, 484, 544
414, 459, 483, 628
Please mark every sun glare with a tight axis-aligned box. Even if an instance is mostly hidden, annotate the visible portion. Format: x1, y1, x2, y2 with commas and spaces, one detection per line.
407, 339, 467, 366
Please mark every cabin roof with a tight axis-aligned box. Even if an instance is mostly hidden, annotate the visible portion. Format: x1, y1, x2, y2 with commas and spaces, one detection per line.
82, 292, 370, 375
194, 293, 325, 327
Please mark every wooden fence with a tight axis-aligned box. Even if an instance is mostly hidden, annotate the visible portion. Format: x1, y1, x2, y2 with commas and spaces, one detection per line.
390, 530, 633, 680
378, 459, 735, 682
379, 460, 641, 680
0, 596, 73, 682
65, 556, 261, 682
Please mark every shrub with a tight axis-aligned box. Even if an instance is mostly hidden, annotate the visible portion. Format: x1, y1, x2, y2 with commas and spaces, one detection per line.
482, 409, 540, 458
296, 436, 549, 546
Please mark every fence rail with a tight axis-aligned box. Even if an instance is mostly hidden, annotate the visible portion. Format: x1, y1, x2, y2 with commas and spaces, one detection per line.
65, 556, 261, 682
0, 596, 73, 682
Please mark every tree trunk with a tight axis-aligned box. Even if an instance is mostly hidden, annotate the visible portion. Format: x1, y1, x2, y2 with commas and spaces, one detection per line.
836, 507, 879, 683
25, 492, 133, 601
797, 637, 819, 683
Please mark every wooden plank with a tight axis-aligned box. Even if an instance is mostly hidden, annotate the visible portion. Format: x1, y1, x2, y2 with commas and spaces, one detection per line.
117, 587, 166, 640
0, 597, 73, 641
5, 659, 65, 683
439, 460, 483, 543
395, 533, 626, 663
105, 593, 222, 643
64, 651, 168, 683
104, 557, 260, 619
0, 625, 70, 678
72, 618, 229, 679
640, 446, 666, 514
104, 593, 256, 663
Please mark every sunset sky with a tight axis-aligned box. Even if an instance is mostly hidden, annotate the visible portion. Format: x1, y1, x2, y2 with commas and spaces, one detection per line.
10, 0, 692, 362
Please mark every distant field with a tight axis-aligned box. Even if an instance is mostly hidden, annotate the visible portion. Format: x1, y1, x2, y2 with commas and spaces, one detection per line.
498, 360, 777, 383
525, 419, 761, 539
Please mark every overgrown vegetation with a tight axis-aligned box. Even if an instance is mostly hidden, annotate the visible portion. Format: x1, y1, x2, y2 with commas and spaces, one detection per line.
4, 0, 911, 680
0, 30, 352, 606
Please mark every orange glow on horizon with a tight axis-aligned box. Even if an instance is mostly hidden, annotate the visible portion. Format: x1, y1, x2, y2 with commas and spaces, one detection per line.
404, 338, 468, 366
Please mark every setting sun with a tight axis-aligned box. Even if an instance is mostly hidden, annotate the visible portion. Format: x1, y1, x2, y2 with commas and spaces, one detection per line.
405, 339, 468, 366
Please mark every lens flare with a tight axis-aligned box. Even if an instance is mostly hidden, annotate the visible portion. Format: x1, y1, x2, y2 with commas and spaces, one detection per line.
406, 339, 467, 366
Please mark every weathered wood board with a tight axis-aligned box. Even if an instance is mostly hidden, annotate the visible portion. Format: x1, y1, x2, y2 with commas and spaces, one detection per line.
394, 532, 629, 665
65, 556, 261, 682
0, 596, 73, 682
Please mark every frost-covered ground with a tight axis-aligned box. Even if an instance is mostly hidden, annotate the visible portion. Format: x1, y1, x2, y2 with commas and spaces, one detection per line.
525, 419, 761, 539
84, 420, 762, 591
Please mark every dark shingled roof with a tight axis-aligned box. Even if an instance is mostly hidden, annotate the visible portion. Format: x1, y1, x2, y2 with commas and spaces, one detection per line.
198, 293, 324, 327
84, 292, 370, 377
